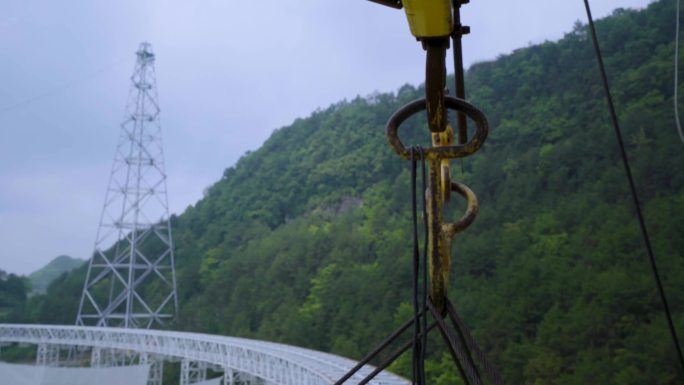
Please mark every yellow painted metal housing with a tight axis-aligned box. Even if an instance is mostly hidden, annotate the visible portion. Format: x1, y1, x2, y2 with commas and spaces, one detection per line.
402, 0, 453, 38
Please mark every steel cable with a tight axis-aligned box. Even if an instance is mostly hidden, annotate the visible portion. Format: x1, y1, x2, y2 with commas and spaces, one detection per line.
419, 147, 429, 383
583, 0, 684, 374
410, 147, 427, 385
675, 0, 684, 145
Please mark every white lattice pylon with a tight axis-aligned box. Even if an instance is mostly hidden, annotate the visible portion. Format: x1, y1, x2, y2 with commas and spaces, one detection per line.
75, 42, 178, 329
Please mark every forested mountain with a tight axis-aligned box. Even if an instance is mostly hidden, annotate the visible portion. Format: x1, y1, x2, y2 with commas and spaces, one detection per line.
16, 1, 684, 383
0, 270, 28, 323
28, 255, 84, 295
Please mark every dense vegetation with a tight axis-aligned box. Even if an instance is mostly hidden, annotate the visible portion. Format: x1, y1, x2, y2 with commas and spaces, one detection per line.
28, 255, 83, 295
0, 270, 29, 323
8, 1, 684, 383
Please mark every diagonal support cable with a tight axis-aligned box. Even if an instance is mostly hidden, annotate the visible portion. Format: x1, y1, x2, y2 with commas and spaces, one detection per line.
583, 0, 684, 374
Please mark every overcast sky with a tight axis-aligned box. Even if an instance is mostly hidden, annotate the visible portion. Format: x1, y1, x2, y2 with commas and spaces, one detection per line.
0, 0, 654, 275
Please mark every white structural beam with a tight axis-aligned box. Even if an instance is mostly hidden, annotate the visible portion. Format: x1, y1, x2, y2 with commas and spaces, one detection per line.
223, 369, 234, 385
140, 353, 164, 385
181, 358, 206, 385
36, 343, 59, 367
0, 324, 408, 385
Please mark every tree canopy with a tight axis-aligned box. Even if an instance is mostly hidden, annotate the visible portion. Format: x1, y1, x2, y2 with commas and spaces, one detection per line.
18, 1, 684, 383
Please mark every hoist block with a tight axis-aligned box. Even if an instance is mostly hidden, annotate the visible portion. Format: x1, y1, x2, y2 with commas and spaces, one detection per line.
402, 0, 453, 38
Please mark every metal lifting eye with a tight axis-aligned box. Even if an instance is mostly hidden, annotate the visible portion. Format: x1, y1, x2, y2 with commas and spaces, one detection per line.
445, 181, 479, 236
386, 96, 489, 161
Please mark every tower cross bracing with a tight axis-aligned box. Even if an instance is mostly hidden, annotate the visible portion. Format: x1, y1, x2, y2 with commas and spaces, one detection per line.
76, 42, 178, 329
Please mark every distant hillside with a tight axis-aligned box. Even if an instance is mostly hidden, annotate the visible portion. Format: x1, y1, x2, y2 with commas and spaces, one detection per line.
28, 255, 84, 295
0, 270, 28, 322
23, 1, 684, 384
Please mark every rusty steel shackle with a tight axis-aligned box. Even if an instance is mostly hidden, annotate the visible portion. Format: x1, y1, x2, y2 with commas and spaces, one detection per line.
386, 95, 488, 312
386, 96, 488, 161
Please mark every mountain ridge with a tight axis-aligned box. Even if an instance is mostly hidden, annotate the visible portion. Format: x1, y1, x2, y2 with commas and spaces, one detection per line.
10, 1, 684, 383
28, 255, 84, 295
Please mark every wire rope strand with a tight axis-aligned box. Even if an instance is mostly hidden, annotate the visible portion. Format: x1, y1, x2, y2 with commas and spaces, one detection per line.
0, 58, 128, 115
410, 148, 418, 385
410, 148, 425, 385
583, 0, 684, 374
420, 147, 428, 385
410, 147, 428, 385
675, 0, 684, 145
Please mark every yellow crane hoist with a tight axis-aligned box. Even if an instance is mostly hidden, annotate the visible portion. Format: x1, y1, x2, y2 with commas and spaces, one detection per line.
370, 0, 453, 38
336, 2, 502, 385
402, 0, 453, 38
371, 0, 479, 313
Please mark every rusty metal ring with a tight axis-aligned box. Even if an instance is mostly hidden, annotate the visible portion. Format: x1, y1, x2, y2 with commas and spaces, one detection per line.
386, 96, 488, 160
444, 182, 479, 236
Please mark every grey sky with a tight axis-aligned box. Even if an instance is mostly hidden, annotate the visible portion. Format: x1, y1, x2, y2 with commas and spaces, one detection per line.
0, 0, 653, 275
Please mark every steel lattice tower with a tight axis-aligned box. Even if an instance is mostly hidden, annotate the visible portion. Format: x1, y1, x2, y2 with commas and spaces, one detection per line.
76, 42, 178, 329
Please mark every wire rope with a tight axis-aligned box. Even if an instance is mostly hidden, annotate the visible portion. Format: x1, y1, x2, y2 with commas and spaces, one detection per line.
0, 58, 128, 115
583, 0, 684, 374
410, 147, 427, 385
674, 0, 684, 145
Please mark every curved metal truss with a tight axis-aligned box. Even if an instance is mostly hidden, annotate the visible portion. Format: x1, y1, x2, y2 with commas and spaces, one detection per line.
0, 324, 408, 385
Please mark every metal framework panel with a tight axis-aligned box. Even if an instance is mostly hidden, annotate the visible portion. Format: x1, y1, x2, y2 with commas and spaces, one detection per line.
181, 359, 207, 385
0, 324, 409, 385
140, 353, 164, 385
36, 344, 59, 367
0, 362, 151, 385
75, 42, 178, 329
